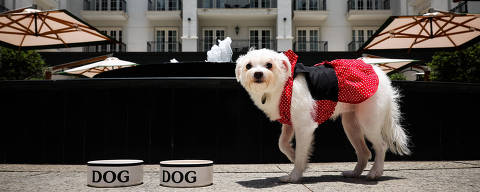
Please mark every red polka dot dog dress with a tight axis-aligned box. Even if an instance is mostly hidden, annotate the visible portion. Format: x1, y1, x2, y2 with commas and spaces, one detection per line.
278, 50, 379, 126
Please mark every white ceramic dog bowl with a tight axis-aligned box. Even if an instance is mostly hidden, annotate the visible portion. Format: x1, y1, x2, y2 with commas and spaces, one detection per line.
160, 160, 213, 188
87, 159, 143, 188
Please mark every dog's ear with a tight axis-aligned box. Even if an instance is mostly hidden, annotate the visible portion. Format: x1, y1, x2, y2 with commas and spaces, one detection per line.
235, 55, 245, 82
279, 53, 292, 77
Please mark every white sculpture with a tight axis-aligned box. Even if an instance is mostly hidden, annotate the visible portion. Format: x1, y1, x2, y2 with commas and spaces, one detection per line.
207, 37, 233, 62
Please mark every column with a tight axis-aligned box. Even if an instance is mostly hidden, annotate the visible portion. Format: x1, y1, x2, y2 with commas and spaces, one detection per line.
126, 0, 150, 51
182, 0, 198, 52
276, 0, 293, 51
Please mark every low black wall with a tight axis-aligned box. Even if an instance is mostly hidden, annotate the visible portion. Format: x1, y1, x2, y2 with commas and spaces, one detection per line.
1, 79, 479, 164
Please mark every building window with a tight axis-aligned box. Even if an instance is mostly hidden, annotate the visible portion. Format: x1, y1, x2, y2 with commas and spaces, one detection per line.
168, 0, 177, 10
119, 0, 124, 10
156, 30, 165, 51
261, 0, 270, 8
352, 29, 375, 43
202, 28, 225, 51
155, 28, 178, 52
309, 0, 318, 10
168, 30, 177, 51
249, 29, 271, 49
95, 0, 100, 10
199, 0, 275, 8
357, 0, 363, 10
349, 28, 376, 51
296, 28, 322, 51
86, 28, 123, 52
101, 0, 108, 10
367, 30, 374, 39
296, 0, 305, 10
149, 0, 180, 10
85, 0, 126, 11
297, 30, 307, 51
367, 0, 372, 10
349, 0, 389, 10
156, 0, 166, 10
251, 0, 271, 8
295, 0, 324, 10
111, 0, 117, 10
251, 0, 259, 8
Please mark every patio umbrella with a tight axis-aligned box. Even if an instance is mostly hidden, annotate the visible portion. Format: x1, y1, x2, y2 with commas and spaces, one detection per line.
0, 8, 116, 50
361, 9, 480, 52
63, 57, 137, 78
360, 57, 417, 74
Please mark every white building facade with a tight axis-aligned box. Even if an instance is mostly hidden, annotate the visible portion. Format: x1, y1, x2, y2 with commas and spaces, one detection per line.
1, 0, 479, 52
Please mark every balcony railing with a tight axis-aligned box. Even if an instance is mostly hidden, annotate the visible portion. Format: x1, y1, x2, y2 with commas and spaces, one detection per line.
347, 0, 390, 11
83, 42, 127, 52
148, 0, 182, 11
198, 0, 277, 8
147, 41, 181, 52
83, 0, 127, 12
348, 41, 364, 51
450, 1, 468, 13
294, 0, 326, 11
293, 41, 328, 52
198, 39, 276, 52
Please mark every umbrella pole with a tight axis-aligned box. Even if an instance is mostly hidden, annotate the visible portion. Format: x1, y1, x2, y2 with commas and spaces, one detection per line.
429, 17, 433, 39
34, 13, 38, 36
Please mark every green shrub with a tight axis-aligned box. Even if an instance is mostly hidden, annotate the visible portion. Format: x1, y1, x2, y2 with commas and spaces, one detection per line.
0, 47, 46, 80
389, 72, 406, 80
427, 44, 480, 83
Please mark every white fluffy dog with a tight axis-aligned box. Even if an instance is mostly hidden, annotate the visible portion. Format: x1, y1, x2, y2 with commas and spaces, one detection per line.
235, 49, 410, 182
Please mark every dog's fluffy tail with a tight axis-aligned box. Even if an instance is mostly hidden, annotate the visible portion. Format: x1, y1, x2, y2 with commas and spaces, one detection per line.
382, 87, 411, 155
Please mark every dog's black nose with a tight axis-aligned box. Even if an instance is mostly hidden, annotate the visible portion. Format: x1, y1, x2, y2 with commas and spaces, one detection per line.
254, 72, 263, 79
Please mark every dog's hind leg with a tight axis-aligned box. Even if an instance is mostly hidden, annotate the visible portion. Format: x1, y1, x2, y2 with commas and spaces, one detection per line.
364, 128, 387, 180
341, 111, 371, 178
279, 124, 295, 162
357, 103, 388, 180
279, 121, 316, 183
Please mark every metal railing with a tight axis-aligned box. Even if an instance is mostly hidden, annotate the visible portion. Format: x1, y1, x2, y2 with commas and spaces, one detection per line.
450, 1, 468, 13
294, 0, 326, 11
198, 39, 276, 52
83, 0, 127, 12
83, 43, 127, 52
198, 0, 277, 8
348, 41, 363, 51
347, 0, 390, 11
148, 0, 182, 11
147, 41, 181, 52
293, 41, 328, 52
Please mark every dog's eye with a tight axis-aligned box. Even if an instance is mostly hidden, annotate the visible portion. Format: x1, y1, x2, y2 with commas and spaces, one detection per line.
246, 63, 252, 70
266, 63, 272, 69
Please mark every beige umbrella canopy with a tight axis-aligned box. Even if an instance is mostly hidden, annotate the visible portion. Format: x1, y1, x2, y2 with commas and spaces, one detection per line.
0, 8, 116, 50
362, 10, 480, 52
63, 57, 137, 78
361, 57, 417, 74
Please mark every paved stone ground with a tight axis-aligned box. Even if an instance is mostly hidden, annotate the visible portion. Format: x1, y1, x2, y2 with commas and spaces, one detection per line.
1, 161, 479, 192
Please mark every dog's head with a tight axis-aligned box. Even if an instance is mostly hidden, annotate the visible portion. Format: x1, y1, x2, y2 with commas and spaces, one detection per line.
235, 49, 291, 93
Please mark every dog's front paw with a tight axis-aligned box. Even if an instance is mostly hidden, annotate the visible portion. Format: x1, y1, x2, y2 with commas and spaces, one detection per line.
366, 169, 383, 180
341, 170, 362, 178
278, 172, 302, 183
279, 175, 300, 183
